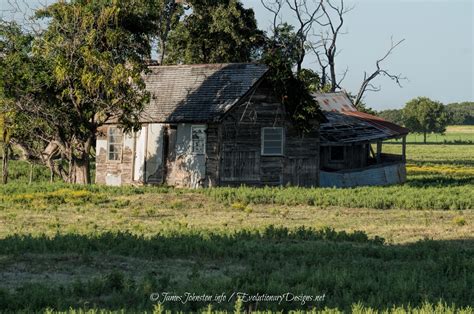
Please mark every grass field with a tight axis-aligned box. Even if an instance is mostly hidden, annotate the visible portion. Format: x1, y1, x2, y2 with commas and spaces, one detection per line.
0, 127, 473, 313
389, 125, 474, 144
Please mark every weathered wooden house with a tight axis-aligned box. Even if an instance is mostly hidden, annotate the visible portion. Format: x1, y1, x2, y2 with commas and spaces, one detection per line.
316, 92, 409, 187
95, 64, 408, 188
95, 63, 321, 188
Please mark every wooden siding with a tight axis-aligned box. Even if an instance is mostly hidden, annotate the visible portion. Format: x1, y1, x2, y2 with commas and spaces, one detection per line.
320, 144, 369, 171
96, 82, 322, 188
217, 83, 320, 187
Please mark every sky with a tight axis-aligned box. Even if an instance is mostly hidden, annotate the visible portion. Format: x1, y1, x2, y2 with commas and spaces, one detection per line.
1, 0, 473, 110
245, 0, 474, 110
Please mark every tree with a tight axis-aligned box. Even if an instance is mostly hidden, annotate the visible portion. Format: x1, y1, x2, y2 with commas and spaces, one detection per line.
445, 102, 474, 125
313, 0, 353, 92
164, 0, 264, 64
261, 22, 322, 133
148, 0, 184, 63
12, 0, 154, 184
0, 21, 41, 184
262, 0, 323, 75
260, 0, 404, 101
403, 97, 449, 143
378, 109, 404, 126
353, 37, 406, 106
346, 92, 375, 115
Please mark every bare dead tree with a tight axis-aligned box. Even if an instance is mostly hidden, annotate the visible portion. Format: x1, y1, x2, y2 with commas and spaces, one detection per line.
312, 0, 354, 91
314, 50, 328, 88
354, 37, 406, 106
260, 0, 283, 32
261, 0, 323, 74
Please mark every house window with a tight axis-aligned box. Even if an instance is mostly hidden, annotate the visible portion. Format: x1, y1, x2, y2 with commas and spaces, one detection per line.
261, 127, 284, 156
107, 127, 123, 161
191, 125, 206, 154
330, 146, 345, 161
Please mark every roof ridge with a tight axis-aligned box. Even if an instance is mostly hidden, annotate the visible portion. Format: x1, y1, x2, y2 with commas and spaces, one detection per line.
147, 62, 267, 69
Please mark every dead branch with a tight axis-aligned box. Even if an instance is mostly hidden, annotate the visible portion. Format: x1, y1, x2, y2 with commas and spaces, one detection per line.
354, 37, 406, 106
261, 0, 323, 74
313, 0, 354, 91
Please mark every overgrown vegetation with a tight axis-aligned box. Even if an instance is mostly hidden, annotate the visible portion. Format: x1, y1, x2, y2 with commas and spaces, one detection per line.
0, 227, 473, 312
0, 136, 473, 312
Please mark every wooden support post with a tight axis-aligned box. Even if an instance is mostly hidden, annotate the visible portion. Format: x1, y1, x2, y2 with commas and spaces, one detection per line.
376, 141, 382, 163
402, 136, 406, 162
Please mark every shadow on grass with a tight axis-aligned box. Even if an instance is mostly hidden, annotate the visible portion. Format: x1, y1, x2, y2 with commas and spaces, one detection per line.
0, 227, 473, 312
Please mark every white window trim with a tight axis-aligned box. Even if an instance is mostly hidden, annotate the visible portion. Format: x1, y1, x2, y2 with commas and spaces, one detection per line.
191, 125, 207, 155
107, 126, 123, 162
261, 127, 285, 156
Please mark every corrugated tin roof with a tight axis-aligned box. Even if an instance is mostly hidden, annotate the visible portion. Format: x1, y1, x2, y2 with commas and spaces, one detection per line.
344, 110, 409, 137
314, 92, 409, 144
141, 63, 268, 123
314, 92, 357, 112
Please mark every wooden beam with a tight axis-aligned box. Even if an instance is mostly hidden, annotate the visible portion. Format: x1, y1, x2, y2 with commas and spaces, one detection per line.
402, 136, 406, 162
376, 141, 382, 163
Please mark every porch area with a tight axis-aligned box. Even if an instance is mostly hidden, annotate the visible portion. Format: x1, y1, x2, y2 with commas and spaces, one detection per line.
320, 158, 406, 188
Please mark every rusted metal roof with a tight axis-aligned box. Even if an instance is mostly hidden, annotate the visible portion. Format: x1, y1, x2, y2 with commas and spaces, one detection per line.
141, 63, 268, 123
314, 92, 409, 144
314, 92, 357, 112
344, 110, 409, 138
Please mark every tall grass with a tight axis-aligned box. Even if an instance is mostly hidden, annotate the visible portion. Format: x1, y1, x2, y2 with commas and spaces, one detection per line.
39, 301, 474, 314
204, 185, 473, 210
0, 228, 472, 312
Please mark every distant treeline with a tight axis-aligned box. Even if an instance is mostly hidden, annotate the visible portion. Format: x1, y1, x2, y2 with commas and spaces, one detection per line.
378, 102, 474, 125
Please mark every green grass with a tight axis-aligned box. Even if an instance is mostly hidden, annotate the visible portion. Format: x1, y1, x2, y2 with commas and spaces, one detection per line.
0, 228, 473, 312
389, 125, 474, 144
40, 302, 474, 314
0, 128, 473, 312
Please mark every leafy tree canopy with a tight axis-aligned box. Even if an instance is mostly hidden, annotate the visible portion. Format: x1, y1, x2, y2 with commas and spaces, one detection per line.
445, 102, 474, 125
164, 0, 264, 64
403, 97, 449, 143
261, 23, 323, 133
377, 109, 404, 126
5, 0, 157, 184
0, 21, 52, 182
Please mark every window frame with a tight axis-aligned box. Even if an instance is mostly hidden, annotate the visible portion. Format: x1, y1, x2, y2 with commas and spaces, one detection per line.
261, 127, 285, 156
107, 126, 123, 162
191, 125, 207, 155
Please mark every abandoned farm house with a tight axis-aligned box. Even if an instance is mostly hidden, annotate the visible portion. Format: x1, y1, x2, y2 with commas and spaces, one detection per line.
316, 92, 409, 187
95, 63, 409, 188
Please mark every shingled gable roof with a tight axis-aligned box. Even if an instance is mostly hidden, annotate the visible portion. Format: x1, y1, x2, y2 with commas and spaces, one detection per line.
315, 92, 409, 144
140, 63, 269, 123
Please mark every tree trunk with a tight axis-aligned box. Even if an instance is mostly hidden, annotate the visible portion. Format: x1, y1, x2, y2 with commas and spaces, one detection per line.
69, 137, 93, 184
328, 53, 337, 92
423, 131, 427, 144
29, 163, 33, 185
1, 144, 9, 184
70, 155, 91, 184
